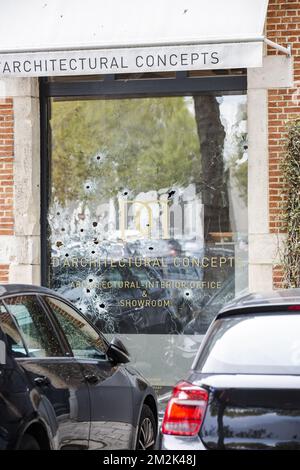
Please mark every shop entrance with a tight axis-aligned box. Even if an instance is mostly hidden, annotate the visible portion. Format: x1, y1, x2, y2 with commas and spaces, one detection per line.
41, 72, 247, 401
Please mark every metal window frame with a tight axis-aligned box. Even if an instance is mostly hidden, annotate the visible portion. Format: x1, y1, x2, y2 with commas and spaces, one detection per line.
40, 72, 247, 286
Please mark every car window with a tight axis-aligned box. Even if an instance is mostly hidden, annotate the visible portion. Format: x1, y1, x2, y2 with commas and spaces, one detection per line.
4, 296, 63, 358
45, 296, 107, 359
0, 302, 27, 358
195, 313, 300, 375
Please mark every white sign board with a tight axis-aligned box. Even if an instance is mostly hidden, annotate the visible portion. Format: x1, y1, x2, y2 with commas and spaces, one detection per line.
0, 42, 263, 77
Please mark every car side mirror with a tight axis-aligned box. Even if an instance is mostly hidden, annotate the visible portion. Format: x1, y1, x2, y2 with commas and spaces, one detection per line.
0, 340, 6, 366
107, 336, 130, 364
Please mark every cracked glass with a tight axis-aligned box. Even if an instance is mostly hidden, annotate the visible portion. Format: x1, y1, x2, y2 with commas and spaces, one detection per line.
47, 93, 248, 399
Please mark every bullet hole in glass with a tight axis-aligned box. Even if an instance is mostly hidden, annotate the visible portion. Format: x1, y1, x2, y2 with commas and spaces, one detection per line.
56, 241, 63, 247
149, 246, 154, 251
146, 224, 150, 227
96, 155, 101, 160
57, 212, 60, 216
89, 278, 93, 283
94, 239, 99, 245
61, 228, 65, 231
185, 292, 190, 296
86, 289, 90, 293
93, 222, 98, 227
86, 185, 90, 190
91, 250, 95, 254
80, 229, 84, 232
123, 191, 128, 196
79, 308, 82, 311
168, 190, 176, 199
65, 253, 69, 257
99, 303, 105, 309
244, 145, 248, 150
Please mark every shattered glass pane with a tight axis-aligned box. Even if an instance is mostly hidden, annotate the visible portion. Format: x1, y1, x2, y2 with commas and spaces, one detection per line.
48, 94, 248, 396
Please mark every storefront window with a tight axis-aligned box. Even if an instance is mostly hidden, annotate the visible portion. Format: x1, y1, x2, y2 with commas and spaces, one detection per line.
47, 92, 248, 399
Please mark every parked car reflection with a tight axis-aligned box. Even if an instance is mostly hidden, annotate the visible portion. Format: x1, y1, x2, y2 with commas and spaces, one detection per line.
184, 276, 236, 334
52, 260, 183, 334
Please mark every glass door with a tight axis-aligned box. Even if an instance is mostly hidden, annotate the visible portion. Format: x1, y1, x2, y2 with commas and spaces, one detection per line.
46, 93, 248, 402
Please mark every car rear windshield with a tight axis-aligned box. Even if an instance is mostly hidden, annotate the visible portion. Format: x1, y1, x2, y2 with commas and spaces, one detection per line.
195, 313, 300, 375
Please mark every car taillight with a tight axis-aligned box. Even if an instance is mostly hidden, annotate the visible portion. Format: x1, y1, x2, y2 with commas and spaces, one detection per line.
288, 305, 300, 311
162, 381, 208, 436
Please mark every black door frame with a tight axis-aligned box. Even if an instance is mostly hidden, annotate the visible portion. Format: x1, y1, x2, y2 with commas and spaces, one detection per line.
40, 72, 247, 286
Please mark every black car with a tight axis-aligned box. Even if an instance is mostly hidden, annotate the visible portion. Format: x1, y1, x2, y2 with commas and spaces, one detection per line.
0, 284, 158, 450
161, 288, 300, 450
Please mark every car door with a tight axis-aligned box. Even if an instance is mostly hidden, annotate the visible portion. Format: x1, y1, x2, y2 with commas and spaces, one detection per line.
43, 295, 135, 450
3, 294, 90, 449
0, 301, 36, 449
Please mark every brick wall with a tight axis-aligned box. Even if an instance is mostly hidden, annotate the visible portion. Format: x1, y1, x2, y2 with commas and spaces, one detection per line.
0, 97, 14, 283
267, 0, 300, 287
0, 264, 9, 283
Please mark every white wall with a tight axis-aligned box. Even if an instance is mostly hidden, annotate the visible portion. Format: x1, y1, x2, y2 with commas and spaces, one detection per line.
0, 78, 40, 284
247, 56, 293, 292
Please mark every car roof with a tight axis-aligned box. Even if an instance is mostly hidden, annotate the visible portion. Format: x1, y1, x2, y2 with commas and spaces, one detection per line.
218, 288, 300, 316
0, 284, 55, 298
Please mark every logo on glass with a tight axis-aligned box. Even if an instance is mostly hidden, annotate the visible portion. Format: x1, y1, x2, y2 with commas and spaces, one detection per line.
118, 195, 204, 241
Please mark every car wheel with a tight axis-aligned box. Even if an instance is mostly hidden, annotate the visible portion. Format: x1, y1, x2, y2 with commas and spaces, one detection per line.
136, 405, 156, 450
18, 434, 40, 450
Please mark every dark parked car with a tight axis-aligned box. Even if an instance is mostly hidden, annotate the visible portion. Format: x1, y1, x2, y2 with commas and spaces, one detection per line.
0, 284, 158, 450
161, 289, 300, 450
